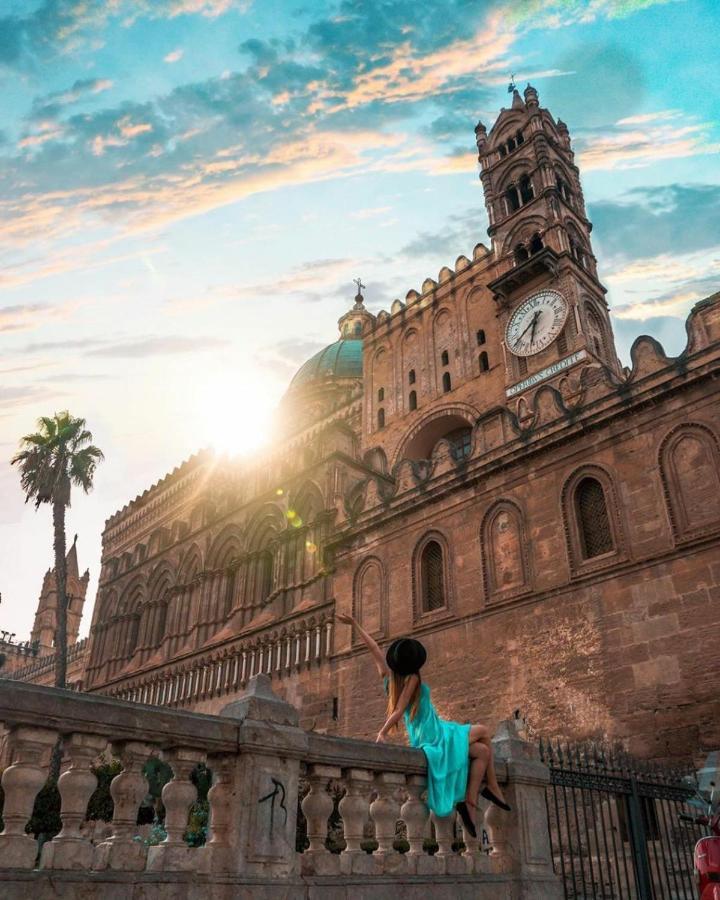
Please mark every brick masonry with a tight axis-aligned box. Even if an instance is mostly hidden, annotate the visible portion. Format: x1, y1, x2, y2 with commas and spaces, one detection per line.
8, 87, 720, 765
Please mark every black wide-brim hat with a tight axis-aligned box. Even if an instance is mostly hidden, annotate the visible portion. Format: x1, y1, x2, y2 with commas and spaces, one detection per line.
386, 638, 427, 676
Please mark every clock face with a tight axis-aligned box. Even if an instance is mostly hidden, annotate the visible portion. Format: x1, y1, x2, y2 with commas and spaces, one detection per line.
505, 290, 569, 357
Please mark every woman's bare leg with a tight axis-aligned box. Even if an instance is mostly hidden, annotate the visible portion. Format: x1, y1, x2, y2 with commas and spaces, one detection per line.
465, 741, 490, 823
468, 724, 506, 802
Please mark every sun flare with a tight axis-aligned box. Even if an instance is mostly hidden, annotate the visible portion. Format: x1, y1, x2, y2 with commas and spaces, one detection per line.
198, 378, 277, 458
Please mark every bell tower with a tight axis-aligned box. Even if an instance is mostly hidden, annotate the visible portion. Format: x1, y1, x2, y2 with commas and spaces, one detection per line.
475, 84, 620, 396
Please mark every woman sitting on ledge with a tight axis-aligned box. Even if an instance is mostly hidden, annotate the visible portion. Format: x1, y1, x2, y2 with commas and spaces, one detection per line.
337, 613, 510, 838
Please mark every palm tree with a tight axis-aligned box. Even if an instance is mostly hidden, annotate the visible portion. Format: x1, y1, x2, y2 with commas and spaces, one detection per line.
12, 412, 103, 688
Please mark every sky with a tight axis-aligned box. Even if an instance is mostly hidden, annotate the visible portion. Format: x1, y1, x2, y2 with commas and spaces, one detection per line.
1, 0, 719, 642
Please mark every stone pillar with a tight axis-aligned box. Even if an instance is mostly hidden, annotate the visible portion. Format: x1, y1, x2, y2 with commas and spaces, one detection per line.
300, 763, 341, 876
216, 674, 307, 877
0, 725, 57, 868
41, 732, 108, 870
484, 719, 564, 899
198, 754, 233, 874
147, 747, 205, 872
93, 740, 154, 872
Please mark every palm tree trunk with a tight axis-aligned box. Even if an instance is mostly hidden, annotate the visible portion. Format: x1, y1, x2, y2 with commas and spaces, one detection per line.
53, 499, 68, 690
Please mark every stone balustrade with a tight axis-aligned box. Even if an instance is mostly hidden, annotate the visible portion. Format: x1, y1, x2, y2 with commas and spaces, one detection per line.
0, 677, 562, 898
97, 614, 332, 707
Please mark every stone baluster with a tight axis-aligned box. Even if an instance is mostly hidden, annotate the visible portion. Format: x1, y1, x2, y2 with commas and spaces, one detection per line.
93, 741, 154, 871
147, 747, 205, 871
483, 719, 563, 897
431, 809, 464, 874
338, 767, 373, 874
370, 771, 405, 873
300, 764, 341, 875
41, 732, 108, 870
0, 725, 57, 867
400, 773, 428, 869
198, 754, 233, 874
460, 794, 491, 874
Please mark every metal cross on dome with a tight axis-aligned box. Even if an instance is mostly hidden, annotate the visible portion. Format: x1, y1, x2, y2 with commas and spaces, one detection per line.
353, 277, 365, 295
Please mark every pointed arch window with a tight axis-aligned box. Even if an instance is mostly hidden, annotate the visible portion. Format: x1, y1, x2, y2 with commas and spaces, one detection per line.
408, 368, 416, 384
506, 184, 520, 212
514, 244, 529, 265
442, 372, 452, 393
421, 541, 445, 612
476, 329, 486, 346
441, 350, 449, 366
377, 387, 384, 402
479, 351, 490, 372
377, 408, 385, 429
519, 174, 534, 205
409, 390, 417, 411
575, 478, 614, 559
258, 550, 273, 605
529, 233, 544, 255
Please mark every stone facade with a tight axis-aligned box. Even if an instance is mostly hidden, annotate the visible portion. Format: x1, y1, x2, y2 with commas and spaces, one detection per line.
9, 88, 720, 762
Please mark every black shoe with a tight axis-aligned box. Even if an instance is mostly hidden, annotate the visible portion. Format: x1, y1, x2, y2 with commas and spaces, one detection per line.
481, 787, 512, 812
456, 800, 477, 839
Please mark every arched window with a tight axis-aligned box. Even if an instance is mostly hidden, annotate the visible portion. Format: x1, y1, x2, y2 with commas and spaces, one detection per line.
154, 601, 167, 647
575, 478, 614, 559
514, 243, 529, 265
506, 184, 520, 212
377, 387, 384, 402
445, 427, 472, 461
516, 129, 524, 145
354, 322, 362, 335
377, 408, 385, 429
442, 372, 452, 393
409, 390, 417, 411
421, 541, 445, 612
479, 351, 489, 372
519, 174, 534, 205
127, 611, 141, 659
499, 144, 507, 158
258, 550, 273, 605
408, 368, 416, 384
223, 568, 237, 617
441, 349, 449, 366
660, 425, 720, 540
507, 137, 516, 152
585, 306, 606, 358
476, 329, 486, 346
529, 233, 543, 255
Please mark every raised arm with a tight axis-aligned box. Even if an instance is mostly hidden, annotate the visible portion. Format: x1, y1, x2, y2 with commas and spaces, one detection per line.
336, 612, 390, 678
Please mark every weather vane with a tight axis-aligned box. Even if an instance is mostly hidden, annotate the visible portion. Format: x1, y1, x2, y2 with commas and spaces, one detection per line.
507, 73, 516, 93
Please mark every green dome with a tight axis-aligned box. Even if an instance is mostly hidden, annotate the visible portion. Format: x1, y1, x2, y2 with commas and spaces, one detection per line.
289, 339, 363, 391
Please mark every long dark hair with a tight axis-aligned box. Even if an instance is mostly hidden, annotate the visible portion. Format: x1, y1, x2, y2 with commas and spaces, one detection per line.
386, 670, 421, 729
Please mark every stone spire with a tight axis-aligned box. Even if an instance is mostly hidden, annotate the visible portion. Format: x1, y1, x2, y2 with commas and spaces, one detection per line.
66, 534, 79, 581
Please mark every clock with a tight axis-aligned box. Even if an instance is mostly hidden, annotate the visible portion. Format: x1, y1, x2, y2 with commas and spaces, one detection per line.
505, 289, 569, 357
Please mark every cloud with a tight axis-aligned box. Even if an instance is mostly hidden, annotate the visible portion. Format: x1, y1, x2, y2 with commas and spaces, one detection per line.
30, 77, 114, 120
400, 207, 488, 260
577, 112, 720, 171
84, 335, 231, 358
590, 183, 720, 262
164, 48, 184, 64
0, 302, 77, 332
350, 206, 392, 220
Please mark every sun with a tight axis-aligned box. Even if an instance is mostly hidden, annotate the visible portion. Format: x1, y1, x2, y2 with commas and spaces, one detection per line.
198, 378, 277, 458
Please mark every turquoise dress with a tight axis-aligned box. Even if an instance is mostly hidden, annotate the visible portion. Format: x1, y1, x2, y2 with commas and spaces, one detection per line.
386, 678, 471, 816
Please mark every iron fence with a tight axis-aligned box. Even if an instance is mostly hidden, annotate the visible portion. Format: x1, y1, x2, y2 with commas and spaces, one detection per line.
539, 739, 708, 899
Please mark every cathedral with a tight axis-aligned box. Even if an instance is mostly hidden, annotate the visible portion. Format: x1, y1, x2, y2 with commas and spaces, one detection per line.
6, 87, 720, 761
